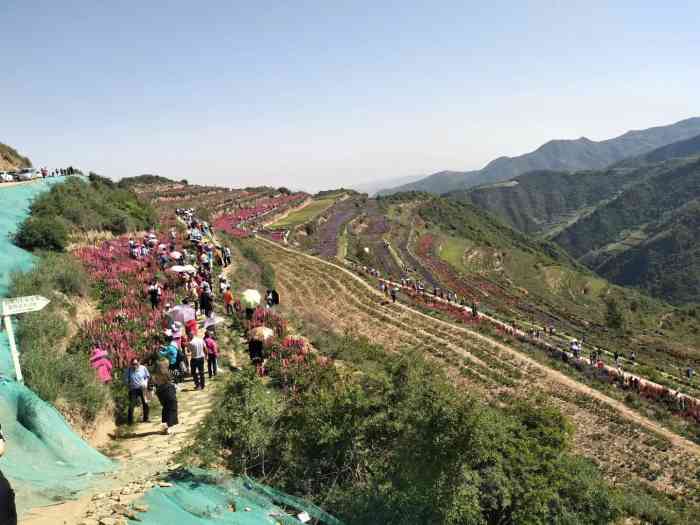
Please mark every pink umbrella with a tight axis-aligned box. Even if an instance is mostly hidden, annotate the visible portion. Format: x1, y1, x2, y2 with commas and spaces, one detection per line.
167, 304, 196, 325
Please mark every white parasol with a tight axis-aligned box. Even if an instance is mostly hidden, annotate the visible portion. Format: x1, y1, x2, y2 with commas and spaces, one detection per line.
241, 289, 261, 308
167, 265, 187, 273
249, 326, 274, 341
204, 315, 225, 329
170, 251, 182, 259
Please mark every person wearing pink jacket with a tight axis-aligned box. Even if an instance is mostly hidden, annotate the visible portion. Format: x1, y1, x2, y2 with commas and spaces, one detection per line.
204, 332, 219, 378
90, 347, 113, 383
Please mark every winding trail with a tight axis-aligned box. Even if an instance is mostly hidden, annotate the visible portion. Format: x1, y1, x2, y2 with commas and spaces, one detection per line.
254, 235, 700, 496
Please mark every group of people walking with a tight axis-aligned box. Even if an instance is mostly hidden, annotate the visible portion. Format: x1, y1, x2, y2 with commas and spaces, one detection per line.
122, 211, 233, 434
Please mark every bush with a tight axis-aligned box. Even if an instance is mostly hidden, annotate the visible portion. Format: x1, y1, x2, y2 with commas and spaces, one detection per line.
236, 239, 276, 289
15, 216, 69, 251
9, 253, 107, 421
15, 177, 157, 252
186, 335, 620, 524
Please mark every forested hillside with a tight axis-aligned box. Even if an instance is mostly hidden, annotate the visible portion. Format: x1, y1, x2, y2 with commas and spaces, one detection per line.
554, 157, 700, 303
446, 134, 700, 240
379, 117, 700, 195
596, 202, 700, 303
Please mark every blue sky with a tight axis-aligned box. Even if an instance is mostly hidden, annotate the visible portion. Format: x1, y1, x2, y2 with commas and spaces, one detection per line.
2, 1, 698, 191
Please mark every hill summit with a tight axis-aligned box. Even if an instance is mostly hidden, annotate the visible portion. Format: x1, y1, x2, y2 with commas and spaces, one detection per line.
378, 117, 700, 195
0, 142, 32, 171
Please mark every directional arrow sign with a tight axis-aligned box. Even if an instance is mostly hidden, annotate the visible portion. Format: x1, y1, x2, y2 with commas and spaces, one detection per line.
2, 295, 50, 384
2, 295, 50, 316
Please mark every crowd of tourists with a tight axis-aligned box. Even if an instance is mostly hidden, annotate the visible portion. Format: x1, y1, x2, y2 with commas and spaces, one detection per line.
347, 255, 700, 423
112, 208, 283, 435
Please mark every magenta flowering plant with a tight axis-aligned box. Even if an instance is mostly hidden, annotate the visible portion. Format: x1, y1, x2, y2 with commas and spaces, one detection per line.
73, 236, 176, 368
213, 193, 307, 237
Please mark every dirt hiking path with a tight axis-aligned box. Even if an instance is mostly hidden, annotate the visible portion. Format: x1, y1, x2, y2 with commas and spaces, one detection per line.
256, 235, 700, 457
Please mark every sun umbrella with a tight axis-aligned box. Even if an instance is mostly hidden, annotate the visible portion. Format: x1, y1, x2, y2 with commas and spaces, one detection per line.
170, 264, 197, 274
249, 326, 274, 341
204, 315, 225, 329
241, 289, 261, 308
170, 251, 182, 259
168, 304, 196, 325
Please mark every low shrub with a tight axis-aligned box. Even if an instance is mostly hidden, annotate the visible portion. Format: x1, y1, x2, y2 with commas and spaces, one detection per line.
15, 216, 69, 251
15, 176, 156, 252
236, 239, 276, 289
186, 334, 621, 524
9, 253, 107, 421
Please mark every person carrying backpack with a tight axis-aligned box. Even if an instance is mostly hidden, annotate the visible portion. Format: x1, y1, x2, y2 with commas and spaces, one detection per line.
148, 280, 162, 309
159, 336, 180, 382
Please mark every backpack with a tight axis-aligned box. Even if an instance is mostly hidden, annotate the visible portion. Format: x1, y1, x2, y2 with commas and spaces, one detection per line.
175, 348, 186, 367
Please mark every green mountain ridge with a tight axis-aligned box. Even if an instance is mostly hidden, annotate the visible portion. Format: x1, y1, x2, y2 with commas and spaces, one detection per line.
377, 117, 700, 195
553, 157, 700, 304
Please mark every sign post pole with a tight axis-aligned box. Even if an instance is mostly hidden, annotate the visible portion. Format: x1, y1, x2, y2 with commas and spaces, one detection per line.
3, 314, 22, 384
1, 295, 50, 384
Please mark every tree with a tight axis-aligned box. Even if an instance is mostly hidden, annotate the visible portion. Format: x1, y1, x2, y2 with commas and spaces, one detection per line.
605, 297, 626, 332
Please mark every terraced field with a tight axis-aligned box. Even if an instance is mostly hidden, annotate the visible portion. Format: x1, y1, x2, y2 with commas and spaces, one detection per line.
269, 197, 335, 228
253, 236, 700, 502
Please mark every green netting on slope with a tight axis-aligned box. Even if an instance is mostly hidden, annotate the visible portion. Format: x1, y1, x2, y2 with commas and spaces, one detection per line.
0, 379, 116, 513
0, 181, 60, 376
130, 469, 343, 525
0, 180, 116, 515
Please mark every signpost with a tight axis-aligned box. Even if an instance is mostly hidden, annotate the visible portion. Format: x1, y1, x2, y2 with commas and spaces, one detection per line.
1, 295, 50, 383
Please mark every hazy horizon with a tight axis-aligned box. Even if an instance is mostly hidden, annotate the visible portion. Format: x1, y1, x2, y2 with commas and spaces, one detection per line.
2, 1, 699, 192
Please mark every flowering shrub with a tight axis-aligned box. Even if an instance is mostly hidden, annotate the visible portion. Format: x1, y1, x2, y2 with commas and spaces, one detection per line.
73, 237, 174, 367
213, 193, 306, 237
249, 307, 287, 338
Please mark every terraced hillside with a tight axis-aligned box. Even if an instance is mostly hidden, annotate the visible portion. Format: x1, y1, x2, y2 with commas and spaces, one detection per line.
253, 236, 700, 503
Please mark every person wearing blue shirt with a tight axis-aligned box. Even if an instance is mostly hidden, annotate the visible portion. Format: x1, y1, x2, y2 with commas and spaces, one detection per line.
159, 339, 179, 366
124, 357, 150, 425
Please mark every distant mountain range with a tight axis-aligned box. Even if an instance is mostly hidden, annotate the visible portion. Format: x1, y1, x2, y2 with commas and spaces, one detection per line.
450, 134, 700, 236
350, 173, 426, 196
378, 117, 700, 195
0, 142, 32, 171
446, 133, 700, 304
